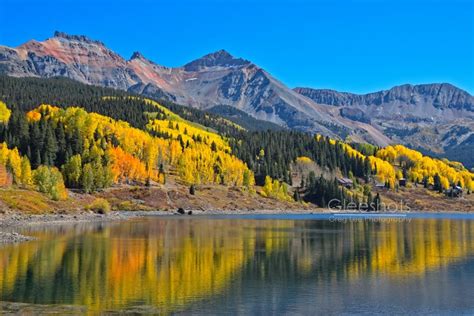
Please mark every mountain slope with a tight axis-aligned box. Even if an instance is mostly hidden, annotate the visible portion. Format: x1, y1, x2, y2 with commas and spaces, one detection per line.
294, 84, 474, 114
1, 32, 473, 167
207, 105, 285, 131
295, 85, 474, 168
0, 31, 377, 140
0, 76, 472, 213
0, 76, 246, 136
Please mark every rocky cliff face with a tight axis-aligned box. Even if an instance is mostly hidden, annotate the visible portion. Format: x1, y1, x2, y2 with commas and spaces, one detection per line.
295, 85, 474, 162
0, 32, 357, 137
183, 49, 250, 71
1, 31, 134, 90
1, 31, 473, 164
294, 84, 474, 112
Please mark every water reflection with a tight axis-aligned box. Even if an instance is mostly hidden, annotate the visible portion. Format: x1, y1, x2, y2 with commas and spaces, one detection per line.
1, 216, 474, 313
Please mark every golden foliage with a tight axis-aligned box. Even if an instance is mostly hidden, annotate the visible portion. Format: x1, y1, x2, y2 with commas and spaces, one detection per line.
26, 104, 59, 122
369, 156, 397, 188
27, 104, 254, 188
109, 146, 148, 184
296, 156, 313, 164
0, 101, 11, 124
261, 175, 293, 201
316, 135, 398, 188
32, 165, 68, 201
330, 139, 473, 191
87, 198, 111, 214
0, 142, 32, 186
377, 145, 474, 190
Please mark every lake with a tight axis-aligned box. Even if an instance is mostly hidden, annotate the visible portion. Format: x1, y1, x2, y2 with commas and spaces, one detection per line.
1, 214, 474, 314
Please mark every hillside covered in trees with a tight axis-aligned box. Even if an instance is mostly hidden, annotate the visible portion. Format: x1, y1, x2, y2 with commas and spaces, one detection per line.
0, 76, 472, 212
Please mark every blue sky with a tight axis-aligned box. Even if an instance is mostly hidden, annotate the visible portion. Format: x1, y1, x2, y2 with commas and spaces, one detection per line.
1, 0, 473, 94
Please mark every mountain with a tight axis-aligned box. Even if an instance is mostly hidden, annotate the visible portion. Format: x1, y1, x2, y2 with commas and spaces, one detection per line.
0, 75, 388, 206
1, 32, 473, 167
0, 32, 133, 89
295, 85, 474, 167
0, 31, 387, 141
207, 105, 285, 131
294, 84, 474, 112
0, 74, 472, 213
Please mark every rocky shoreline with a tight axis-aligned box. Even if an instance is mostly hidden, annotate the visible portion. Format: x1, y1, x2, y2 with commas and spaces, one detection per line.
0, 232, 36, 244
0, 211, 136, 244
0, 208, 327, 244
3, 207, 468, 245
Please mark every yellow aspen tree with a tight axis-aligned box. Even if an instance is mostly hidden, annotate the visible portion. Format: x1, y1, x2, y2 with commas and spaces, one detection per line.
20, 156, 32, 186
7, 148, 22, 184
0, 101, 11, 124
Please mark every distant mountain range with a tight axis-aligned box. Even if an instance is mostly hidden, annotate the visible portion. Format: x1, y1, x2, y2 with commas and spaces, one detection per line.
295, 85, 474, 166
1, 31, 473, 166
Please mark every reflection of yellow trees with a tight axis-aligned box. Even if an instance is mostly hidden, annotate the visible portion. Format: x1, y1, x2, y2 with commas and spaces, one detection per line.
257, 219, 474, 281
1, 218, 474, 313
102, 225, 249, 312
344, 219, 474, 278
0, 230, 69, 294
0, 220, 294, 313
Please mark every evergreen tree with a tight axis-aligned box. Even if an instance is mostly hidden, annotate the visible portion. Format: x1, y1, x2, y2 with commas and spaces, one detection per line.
433, 173, 443, 193
373, 193, 382, 211
367, 191, 373, 211
42, 124, 58, 166
293, 190, 301, 202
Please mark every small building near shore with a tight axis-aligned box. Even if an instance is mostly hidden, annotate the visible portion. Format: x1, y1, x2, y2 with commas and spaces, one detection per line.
337, 177, 353, 188
375, 182, 385, 188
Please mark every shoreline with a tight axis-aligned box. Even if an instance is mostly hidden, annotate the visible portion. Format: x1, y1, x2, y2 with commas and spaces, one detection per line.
0, 208, 325, 243
1, 208, 473, 245
0, 211, 137, 244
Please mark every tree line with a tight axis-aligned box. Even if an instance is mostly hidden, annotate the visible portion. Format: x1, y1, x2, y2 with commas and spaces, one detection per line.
0, 75, 381, 206
228, 130, 372, 185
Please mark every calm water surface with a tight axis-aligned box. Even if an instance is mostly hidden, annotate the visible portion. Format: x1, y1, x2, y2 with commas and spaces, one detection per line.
1, 214, 474, 314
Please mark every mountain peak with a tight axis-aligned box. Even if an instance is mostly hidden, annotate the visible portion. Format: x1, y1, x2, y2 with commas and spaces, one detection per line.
53, 31, 104, 45
183, 49, 250, 71
130, 51, 146, 60
207, 49, 233, 58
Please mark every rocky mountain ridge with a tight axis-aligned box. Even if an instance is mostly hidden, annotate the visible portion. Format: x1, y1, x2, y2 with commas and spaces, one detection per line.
0, 32, 359, 137
0, 31, 472, 166
294, 84, 474, 112
295, 85, 474, 166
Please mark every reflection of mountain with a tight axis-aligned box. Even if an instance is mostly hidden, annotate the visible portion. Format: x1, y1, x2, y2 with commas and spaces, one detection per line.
1, 218, 474, 313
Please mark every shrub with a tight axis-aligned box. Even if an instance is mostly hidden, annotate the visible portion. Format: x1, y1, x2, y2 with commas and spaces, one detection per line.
88, 198, 111, 214
116, 200, 146, 211
33, 165, 68, 201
